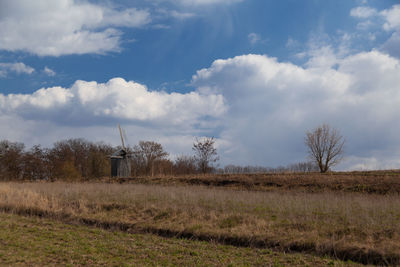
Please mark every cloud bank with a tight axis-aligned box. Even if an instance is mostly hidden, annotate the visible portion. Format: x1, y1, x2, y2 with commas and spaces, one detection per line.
0, 78, 225, 127
192, 51, 400, 169
0, 0, 150, 56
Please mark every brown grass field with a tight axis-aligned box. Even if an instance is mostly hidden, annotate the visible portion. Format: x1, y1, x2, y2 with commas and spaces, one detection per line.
0, 212, 360, 266
116, 170, 400, 194
0, 171, 399, 265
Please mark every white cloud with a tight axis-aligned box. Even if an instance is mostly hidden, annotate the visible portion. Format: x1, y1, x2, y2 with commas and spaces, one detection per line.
0, 0, 151, 56
0, 77, 226, 157
0, 77, 226, 127
380, 5, 400, 58
248, 33, 261, 45
355, 19, 375, 30
381, 4, 400, 31
304, 46, 338, 69
43, 66, 56, 77
350, 6, 377, 18
350, 4, 400, 58
0, 62, 34, 77
101, 7, 151, 28
191, 51, 400, 169
350, 5, 381, 32
351, 4, 400, 31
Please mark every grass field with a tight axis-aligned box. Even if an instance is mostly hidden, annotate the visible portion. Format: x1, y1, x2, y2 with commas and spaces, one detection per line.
0, 212, 357, 266
116, 170, 400, 194
0, 177, 399, 265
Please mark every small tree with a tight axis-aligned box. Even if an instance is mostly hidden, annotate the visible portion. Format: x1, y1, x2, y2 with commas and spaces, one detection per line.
192, 137, 219, 174
305, 124, 345, 173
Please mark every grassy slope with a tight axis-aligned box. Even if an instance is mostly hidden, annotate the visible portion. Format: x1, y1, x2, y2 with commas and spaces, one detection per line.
0, 212, 356, 266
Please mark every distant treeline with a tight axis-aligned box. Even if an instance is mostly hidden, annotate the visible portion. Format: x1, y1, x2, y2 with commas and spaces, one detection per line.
0, 138, 318, 181
221, 162, 319, 174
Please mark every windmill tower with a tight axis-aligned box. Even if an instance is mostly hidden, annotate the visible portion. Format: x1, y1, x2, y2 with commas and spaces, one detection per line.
110, 125, 131, 177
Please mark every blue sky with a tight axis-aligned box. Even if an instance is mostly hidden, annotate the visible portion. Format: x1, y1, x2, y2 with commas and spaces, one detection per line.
1, 0, 400, 170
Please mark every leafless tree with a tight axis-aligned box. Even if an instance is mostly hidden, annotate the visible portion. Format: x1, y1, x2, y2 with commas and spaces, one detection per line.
174, 155, 197, 175
0, 140, 25, 180
192, 137, 219, 174
22, 145, 48, 181
134, 141, 168, 176
287, 161, 319, 173
305, 124, 345, 173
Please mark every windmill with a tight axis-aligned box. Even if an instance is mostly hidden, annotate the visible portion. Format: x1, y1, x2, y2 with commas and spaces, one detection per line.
110, 124, 131, 178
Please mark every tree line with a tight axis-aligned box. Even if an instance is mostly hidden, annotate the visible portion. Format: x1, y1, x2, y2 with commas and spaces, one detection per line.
0, 123, 345, 181
0, 137, 220, 181
222, 162, 319, 174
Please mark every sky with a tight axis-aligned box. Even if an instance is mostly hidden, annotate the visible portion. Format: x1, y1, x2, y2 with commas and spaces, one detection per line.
1, 0, 400, 170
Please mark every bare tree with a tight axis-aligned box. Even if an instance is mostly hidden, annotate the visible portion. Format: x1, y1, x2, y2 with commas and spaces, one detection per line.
174, 155, 197, 175
192, 137, 219, 174
0, 140, 25, 180
287, 161, 319, 173
134, 141, 168, 176
22, 145, 48, 181
305, 124, 345, 173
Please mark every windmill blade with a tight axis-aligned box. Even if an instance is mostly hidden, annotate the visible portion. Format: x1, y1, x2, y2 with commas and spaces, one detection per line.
122, 128, 129, 148
118, 124, 126, 150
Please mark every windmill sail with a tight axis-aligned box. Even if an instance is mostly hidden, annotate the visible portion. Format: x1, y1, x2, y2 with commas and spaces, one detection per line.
118, 124, 126, 150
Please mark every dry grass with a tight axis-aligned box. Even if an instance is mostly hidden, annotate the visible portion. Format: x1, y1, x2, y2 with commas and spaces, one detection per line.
122, 170, 400, 194
0, 182, 399, 265
0, 212, 357, 266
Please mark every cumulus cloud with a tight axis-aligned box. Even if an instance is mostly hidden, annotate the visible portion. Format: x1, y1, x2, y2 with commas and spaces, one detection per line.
0, 62, 34, 77
0, 78, 226, 127
0, 0, 150, 56
381, 4, 400, 31
192, 51, 400, 169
